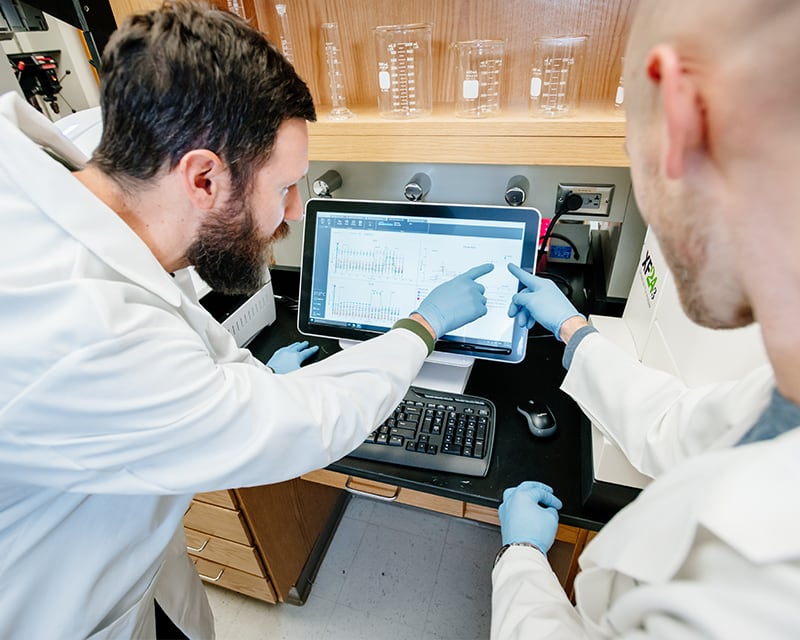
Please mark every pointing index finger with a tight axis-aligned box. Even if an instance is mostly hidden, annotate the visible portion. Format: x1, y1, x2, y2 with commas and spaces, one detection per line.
507, 263, 536, 288
464, 263, 495, 280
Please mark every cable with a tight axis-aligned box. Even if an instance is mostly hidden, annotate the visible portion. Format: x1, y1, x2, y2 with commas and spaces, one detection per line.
538, 191, 584, 271
538, 272, 573, 299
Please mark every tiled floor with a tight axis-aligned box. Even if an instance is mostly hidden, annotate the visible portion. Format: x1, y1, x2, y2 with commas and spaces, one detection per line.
205, 495, 502, 640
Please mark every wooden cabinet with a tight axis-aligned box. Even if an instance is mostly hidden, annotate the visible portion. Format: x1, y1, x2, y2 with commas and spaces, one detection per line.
253, 0, 635, 166
301, 469, 591, 598
184, 479, 346, 604
107, 0, 636, 166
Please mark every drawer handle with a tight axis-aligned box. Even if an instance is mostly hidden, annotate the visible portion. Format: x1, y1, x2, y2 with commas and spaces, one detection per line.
344, 477, 399, 502
198, 568, 224, 582
187, 538, 209, 553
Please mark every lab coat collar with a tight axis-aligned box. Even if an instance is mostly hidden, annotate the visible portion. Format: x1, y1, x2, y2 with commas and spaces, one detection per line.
582, 427, 800, 581
0, 94, 182, 307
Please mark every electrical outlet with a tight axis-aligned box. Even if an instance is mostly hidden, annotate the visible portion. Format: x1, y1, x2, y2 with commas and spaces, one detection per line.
556, 184, 615, 216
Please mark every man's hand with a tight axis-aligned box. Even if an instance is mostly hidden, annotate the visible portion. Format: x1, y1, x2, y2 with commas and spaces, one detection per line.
266, 340, 319, 374
415, 263, 495, 339
506, 263, 586, 342
499, 481, 563, 553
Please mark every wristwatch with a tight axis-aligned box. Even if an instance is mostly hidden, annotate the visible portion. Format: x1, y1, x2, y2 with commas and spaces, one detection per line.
493, 542, 543, 567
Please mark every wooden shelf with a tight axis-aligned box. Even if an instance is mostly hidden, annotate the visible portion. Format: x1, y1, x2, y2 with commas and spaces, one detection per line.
308, 103, 628, 166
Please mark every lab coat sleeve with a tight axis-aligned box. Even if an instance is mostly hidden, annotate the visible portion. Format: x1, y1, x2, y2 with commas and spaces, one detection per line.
0, 307, 428, 493
560, 331, 774, 477
491, 546, 587, 640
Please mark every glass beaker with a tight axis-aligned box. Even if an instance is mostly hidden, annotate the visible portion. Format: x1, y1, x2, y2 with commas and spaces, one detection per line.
275, 4, 294, 64
321, 22, 354, 120
614, 56, 625, 110
374, 23, 433, 118
452, 39, 505, 118
529, 34, 588, 117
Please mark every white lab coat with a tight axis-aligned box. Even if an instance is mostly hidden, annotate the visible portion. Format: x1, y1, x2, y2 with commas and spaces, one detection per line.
492, 330, 800, 638
0, 94, 429, 639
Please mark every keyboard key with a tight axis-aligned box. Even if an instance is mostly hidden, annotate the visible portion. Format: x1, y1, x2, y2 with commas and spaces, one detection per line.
349, 386, 495, 477
391, 427, 416, 439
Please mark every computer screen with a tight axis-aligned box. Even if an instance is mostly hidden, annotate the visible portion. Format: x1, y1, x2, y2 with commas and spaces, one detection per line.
298, 198, 541, 363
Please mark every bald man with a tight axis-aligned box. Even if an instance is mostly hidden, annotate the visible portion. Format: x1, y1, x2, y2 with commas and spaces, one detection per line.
492, 1, 800, 637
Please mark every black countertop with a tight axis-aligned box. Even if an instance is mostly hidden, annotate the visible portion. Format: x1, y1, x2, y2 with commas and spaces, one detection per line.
247, 268, 629, 531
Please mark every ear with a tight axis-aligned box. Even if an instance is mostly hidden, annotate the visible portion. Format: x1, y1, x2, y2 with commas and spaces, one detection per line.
645, 44, 705, 179
176, 149, 229, 210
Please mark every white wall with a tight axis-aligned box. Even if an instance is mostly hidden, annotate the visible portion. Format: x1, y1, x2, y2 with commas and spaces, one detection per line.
2, 13, 99, 120
0, 45, 23, 97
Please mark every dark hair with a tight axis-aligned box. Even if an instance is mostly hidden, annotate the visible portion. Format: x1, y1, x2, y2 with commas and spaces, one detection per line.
90, 1, 315, 193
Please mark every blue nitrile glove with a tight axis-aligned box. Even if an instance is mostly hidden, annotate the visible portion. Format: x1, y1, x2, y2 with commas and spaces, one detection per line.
506, 263, 583, 341
499, 481, 563, 552
266, 340, 319, 374
415, 263, 495, 338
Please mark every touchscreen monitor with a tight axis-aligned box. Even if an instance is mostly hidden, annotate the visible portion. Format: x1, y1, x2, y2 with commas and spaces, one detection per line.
298, 198, 541, 363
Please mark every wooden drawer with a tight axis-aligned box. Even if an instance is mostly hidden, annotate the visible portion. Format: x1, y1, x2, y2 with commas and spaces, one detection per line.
185, 527, 264, 577
193, 557, 277, 603
464, 502, 500, 526
183, 500, 251, 545
302, 469, 464, 516
193, 490, 237, 509
303, 469, 579, 543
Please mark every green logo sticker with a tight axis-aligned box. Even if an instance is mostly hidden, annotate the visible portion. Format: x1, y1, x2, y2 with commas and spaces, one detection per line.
641, 251, 658, 301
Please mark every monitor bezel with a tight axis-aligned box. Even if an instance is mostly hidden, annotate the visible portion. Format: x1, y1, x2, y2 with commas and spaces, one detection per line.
297, 198, 542, 364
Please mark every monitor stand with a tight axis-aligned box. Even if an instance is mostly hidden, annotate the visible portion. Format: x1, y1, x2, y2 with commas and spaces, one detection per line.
338, 340, 474, 394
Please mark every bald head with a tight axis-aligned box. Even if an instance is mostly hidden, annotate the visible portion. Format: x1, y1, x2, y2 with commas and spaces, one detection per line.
622, 0, 800, 400
625, 0, 800, 149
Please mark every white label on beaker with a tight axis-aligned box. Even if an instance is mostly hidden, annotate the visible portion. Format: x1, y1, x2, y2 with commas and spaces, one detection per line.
462, 79, 479, 100
530, 77, 542, 98
615, 86, 625, 106
378, 71, 391, 90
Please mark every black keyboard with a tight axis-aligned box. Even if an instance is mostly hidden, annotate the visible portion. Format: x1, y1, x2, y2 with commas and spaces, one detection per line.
349, 386, 496, 477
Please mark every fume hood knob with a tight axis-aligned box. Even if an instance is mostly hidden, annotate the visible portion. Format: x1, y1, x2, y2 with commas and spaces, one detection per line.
403, 172, 431, 201
312, 169, 342, 197
504, 175, 529, 207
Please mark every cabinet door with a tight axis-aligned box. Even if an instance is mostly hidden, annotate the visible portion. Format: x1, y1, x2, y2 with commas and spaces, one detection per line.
234, 478, 344, 601
108, 1, 234, 25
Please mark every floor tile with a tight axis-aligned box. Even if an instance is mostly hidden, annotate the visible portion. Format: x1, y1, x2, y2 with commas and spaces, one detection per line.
310, 513, 368, 602
335, 521, 444, 628
205, 583, 246, 640
444, 516, 501, 552
323, 603, 425, 640
343, 495, 376, 522
367, 499, 451, 541
204, 497, 500, 640
229, 594, 335, 640
423, 539, 496, 640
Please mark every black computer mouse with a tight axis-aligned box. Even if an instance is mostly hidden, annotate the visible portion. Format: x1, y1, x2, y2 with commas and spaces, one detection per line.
516, 399, 557, 438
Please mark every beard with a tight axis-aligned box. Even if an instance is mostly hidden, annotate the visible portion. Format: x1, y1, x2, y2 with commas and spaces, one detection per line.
651, 208, 753, 330
186, 195, 290, 296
